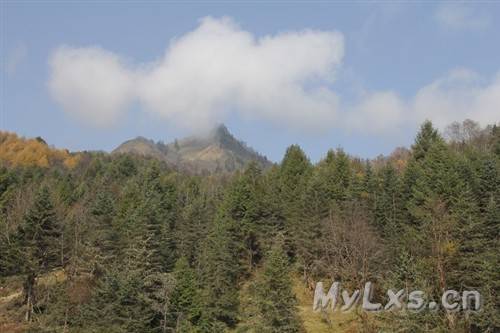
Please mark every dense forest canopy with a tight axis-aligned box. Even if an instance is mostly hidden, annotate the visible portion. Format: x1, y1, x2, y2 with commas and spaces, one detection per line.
0, 119, 498, 332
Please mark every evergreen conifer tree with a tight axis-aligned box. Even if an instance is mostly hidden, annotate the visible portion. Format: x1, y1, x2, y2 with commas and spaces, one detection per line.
17, 186, 61, 321
200, 215, 240, 328
255, 236, 302, 333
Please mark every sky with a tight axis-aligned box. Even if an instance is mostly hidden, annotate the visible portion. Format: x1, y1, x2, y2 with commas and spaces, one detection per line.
1, 1, 499, 163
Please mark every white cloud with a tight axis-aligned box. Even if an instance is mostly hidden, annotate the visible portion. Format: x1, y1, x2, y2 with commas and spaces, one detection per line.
341, 69, 500, 134
48, 16, 499, 135
49, 46, 135, 127
5, 43, 27, 76
412, 69, 500, 128
49, 17, 344, 131
345, 91, 407, 134
434, 3, 490, 30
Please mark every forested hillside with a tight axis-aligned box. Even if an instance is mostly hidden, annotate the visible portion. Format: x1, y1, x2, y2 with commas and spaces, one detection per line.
0, 120, 498, 332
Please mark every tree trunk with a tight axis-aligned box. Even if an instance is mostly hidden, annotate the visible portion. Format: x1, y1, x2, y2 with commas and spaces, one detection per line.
23, 271, 36, 322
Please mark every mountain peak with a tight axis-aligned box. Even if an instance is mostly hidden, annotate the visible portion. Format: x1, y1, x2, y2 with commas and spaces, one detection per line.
113, 125, 272, 174
213, 123, 229, 134
208, 123, 231, 142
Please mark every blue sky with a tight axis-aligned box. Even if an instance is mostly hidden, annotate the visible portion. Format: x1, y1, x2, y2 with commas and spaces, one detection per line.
1, 2, 499, 162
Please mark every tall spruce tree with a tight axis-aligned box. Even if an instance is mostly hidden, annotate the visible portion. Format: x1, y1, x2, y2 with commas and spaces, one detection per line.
169, 257, 204, 331
176, 179, 212, 265
200, 215, 240, 329
91, 189, 118, 268
279, 145, 311, 260
17, 186, 61, 321
219, 162, 266, 272
138, 165, 178, 272
255, 237, 302, 333
374, 164, 401, 236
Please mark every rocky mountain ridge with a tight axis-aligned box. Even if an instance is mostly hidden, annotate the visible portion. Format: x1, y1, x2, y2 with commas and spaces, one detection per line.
113, 125, 272, 173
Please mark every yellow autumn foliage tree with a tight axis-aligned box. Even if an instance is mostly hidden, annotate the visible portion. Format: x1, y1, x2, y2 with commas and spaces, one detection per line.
0, 131, 81, 169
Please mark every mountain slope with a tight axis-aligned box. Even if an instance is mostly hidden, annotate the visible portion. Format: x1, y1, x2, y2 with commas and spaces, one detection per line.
113, 125, 272, 173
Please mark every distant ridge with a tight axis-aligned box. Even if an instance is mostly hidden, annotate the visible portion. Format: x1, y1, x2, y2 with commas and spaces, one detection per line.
113, 124, 272, 174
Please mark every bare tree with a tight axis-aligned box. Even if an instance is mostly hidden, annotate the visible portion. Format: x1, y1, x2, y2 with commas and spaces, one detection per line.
316, 200, 386, 290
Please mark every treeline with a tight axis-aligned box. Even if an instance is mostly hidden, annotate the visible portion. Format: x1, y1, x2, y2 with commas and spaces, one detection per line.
0, 120, 498, 332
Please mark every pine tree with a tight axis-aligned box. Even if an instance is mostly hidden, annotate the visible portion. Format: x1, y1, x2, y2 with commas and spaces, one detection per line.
200, 215, 240, 328
477, 157, 499, 211
82, 260, 154, 333
279, 145, 311, 218
453, 158, 499, 332
374, 164, 401, 235
278, 145, 311, 259
363, 160, 377, 204
400, 121, 444, 224
19, 186, 60, 271
255, 237, 302, 333
176, 179, 212, 265
412, 120, 442, 161
91, 189, 118, 268
17, 186, 61, 321
490, 124, 500, 156
332, 149, 352, 201
405, 126, 453, 227
137, 165, 178, 272
83, 206, 158, 332
169, 257, 203, 331
219, 162, 265, 272
57, 173, 77, 205
397, 122, 475, 330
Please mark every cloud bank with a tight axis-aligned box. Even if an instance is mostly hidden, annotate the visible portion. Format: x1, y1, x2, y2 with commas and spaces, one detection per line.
48, 16, 499, 134
347, 69, 500, 134
49, 17, 343, 130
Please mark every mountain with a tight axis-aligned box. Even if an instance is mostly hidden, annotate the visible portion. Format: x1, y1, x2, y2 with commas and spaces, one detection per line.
113, 125, 272, 173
